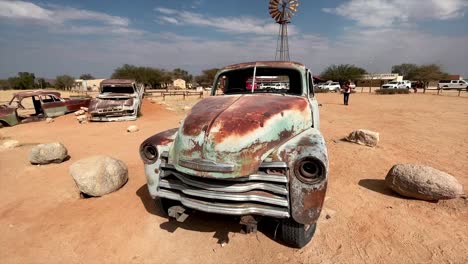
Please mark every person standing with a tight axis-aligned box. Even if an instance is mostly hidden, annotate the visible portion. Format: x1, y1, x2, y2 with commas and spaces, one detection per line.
342, 80, 351, 105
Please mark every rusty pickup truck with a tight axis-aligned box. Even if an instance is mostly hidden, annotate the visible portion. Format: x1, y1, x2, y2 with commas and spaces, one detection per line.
0, 90, 91, 127
89, 79, 143, 122
140, 61, 328, 248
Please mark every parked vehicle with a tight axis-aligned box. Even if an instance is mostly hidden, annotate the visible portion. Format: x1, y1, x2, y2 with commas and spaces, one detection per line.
438, 80, 468, 90
140, 61, 328, 248
0, 90, 91, 127
89, 79, 144, 122
318, 82, 341, 92
381, 80, 411, 89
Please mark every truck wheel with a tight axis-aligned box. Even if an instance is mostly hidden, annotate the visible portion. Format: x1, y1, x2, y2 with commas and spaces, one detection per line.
157, 198, 179, 216
281, 219, 316, 248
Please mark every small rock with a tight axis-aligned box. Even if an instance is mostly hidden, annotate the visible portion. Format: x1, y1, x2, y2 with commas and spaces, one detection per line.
127, 125, 139, 133
69, 155, 128, 197
166, 107, 175, 111
325, 214, 331, 219
76, 115, 87, 123
385, 164, 464, 201
46, 117, 54, 123
74, 110, 85, 116
345, 129, 379, 147
183, 106, 190, 111
29, 142, 69, 164
221, 242, 227, 247
80, 107, 88, 112
1, 140, 20, 149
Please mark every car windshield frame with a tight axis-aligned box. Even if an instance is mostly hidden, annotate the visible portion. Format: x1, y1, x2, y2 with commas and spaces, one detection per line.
212, 66, 304, 96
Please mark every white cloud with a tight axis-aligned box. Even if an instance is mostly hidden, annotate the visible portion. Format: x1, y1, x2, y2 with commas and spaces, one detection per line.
159, 16, 180, 25
155, 7, 296, 35
0, 0, 134, 34
0, 0, 53, 21
323, 0, 468, 27
54, 7, 129, 26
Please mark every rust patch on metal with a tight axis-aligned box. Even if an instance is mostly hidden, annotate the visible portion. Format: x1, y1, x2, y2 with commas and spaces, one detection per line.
143, 128, 179, 146
210, 95, 308, 143
182, 96, 241, 136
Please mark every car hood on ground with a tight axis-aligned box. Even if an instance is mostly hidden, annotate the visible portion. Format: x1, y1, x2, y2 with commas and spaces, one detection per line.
169, 94, 313, 178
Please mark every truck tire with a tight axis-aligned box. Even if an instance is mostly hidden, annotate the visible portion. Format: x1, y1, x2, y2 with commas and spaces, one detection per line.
281, 219, 316, 248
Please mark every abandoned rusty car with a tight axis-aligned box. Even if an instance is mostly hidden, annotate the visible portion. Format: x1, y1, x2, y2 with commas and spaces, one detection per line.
89, 79, 143, 122
140, 61, 328, 248
0, 90, 91, 127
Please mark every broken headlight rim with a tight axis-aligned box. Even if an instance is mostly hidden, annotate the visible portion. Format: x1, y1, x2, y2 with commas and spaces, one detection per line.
140, 144, 158, 164
294, 157, 326, 184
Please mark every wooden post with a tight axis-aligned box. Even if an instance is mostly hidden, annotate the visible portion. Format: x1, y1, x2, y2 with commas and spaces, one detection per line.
458, 89, 462, 97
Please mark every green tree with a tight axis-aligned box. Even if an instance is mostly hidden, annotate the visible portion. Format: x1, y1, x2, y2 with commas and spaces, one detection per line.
0, 79, 12, 90
8, 72, 35, 90
79, 74, 95, 80
36, 78, 48, 89
55, 75, 75, 90
195, 68, 220, 87
111, 64, 166, 88
391, 63, 419, 79
172, 68, 193, 83
412, 64, 448, 88
320, 64, 367, 83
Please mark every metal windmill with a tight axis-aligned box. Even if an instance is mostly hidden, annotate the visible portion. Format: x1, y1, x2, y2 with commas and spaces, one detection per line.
269, 0, 299, 61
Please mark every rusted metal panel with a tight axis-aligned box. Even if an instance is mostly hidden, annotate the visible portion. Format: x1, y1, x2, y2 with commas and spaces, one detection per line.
0, 106, 19, 126
100, 79, 135, 86
272, 128, 329, 225
11, 90, 61, 101
142, 128, 179, 147
169, 94, 312, 178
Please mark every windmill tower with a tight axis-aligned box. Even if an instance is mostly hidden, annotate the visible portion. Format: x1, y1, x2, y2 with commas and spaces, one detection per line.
269, 0, 299, 61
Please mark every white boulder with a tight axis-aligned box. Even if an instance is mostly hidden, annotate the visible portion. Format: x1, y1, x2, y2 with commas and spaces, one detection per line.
69, 155, 128, 197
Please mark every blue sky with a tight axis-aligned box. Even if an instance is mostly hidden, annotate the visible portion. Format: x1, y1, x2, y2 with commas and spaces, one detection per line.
1, 0, 467, 79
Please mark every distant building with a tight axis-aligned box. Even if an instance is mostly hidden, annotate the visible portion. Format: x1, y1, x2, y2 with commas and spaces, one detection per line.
357, 73, 403, 87
173, 79, 186, 89
74, 79, 105, 91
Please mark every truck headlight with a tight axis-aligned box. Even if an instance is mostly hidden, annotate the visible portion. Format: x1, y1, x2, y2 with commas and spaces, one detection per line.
140, 144, 158, 164
294, 157, 326, 184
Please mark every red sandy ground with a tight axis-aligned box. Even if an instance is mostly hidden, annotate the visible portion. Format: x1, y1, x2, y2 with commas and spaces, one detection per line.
0, 93, 467, 263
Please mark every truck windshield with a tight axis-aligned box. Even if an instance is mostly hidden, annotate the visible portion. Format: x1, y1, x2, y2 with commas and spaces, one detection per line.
101, 86, 134, 94
213, 67, 302, 95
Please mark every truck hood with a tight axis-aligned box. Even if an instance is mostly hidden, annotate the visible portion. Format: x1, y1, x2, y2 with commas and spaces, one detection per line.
169, 94, 312, 178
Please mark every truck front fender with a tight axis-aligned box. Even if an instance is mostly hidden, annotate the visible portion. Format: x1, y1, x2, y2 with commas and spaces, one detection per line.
272, 128, 328, 225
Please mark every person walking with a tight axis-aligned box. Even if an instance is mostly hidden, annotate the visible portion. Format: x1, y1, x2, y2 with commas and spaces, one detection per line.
342, 80, 351, 105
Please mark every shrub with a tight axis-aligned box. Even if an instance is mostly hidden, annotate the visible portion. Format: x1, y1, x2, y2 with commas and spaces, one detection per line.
375, 89, 410, 95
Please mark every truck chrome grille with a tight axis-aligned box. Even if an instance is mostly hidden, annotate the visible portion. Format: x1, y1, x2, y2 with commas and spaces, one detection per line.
155, 163, 290, 218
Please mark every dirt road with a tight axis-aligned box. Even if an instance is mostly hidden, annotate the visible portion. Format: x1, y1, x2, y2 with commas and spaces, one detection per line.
1, 93, 467, 263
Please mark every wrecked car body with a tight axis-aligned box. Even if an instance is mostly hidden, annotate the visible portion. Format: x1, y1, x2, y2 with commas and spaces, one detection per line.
0, 90, 91, 127
140, 61, 328, 248
89, 79, 143, 122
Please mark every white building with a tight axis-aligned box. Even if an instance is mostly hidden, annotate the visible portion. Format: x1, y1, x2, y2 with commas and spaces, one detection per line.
173, 79, 186, 89
74, 79, 105, 91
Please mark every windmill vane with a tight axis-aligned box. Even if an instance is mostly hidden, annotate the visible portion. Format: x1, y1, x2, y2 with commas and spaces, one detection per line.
269, 0, 299, 61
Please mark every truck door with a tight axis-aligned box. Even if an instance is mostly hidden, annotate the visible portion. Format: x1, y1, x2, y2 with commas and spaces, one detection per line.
41, 95, 67, 117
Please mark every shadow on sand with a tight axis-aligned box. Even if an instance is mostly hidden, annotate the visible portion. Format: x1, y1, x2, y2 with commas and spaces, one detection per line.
136, 184, 286, 246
